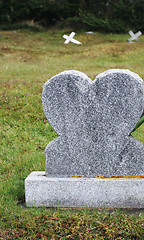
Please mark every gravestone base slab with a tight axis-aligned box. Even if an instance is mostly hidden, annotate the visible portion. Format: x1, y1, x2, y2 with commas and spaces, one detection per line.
25, 171, 144, 208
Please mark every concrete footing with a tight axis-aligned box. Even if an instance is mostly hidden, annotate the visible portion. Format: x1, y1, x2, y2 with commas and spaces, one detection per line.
25, 171, 144, 208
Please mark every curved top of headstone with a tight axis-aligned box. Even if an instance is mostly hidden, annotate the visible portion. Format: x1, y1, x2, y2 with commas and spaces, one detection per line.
42, 69, 144, 137
42, 70, 93, 135
96, 69, 143, 84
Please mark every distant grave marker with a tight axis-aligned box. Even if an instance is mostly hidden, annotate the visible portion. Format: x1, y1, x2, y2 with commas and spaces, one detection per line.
128, 30, 142, 43
63, 32, 82, 45
86, 31, 94, 34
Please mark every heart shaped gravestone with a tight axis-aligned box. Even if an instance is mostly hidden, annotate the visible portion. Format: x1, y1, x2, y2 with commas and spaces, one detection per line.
42, 69, 144, 177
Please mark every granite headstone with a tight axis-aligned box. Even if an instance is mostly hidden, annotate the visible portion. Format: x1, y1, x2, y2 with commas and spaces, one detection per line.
42, 69, 144, 177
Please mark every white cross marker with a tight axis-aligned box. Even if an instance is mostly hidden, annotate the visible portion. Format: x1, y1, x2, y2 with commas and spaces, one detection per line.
63, 32, 82, 45
128, 30, 142, 43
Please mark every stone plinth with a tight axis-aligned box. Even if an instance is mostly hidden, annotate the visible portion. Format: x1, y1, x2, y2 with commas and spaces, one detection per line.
25, 172, 144, 208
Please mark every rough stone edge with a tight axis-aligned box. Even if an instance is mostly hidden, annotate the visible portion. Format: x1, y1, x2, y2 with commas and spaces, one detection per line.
25, 171, 144, 208
95, 69, 144, 84
43, 70, 93, 89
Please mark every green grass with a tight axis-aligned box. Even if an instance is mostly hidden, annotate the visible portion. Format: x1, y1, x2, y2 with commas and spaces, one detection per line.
0, 29, 144, 239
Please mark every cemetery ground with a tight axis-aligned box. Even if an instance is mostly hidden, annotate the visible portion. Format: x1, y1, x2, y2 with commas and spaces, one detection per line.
0, 29, 144, 239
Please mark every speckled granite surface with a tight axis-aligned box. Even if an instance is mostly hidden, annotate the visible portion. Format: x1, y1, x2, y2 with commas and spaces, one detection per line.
42, 69, 144, 177
25, 172, 144, 208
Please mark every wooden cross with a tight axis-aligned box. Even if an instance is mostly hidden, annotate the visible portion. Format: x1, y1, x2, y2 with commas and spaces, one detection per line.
128, 30, 142, 43
63, 32, 82, 45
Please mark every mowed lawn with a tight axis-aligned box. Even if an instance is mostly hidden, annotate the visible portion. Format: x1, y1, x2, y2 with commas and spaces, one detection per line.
0, 29, 144, 239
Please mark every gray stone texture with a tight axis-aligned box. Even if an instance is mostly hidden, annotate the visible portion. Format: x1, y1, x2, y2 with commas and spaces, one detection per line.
25, 172, 144, 208
42, 69, 144, 177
